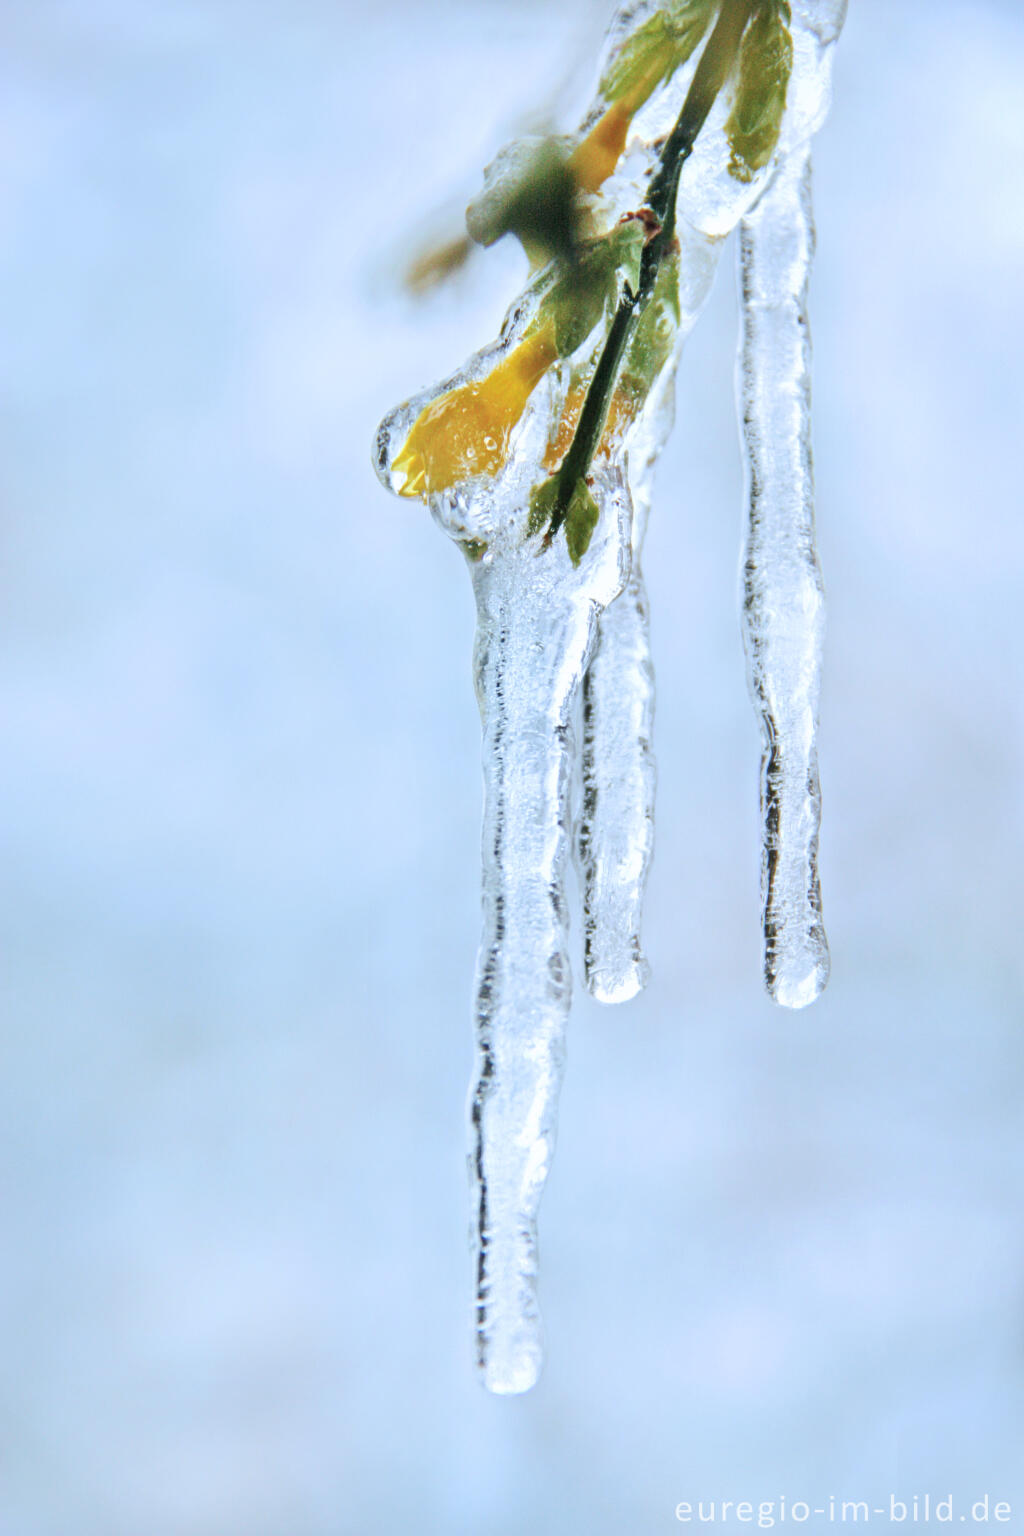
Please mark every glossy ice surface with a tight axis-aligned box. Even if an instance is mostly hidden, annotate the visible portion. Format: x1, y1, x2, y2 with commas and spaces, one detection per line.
374, 1, 845, 1392
738, 144, 830, 1006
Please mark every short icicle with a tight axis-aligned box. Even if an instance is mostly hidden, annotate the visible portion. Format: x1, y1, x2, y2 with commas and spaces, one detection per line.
737, 143, 830, 1008
577, 566, 656, 1004
576, 218, 722, 1004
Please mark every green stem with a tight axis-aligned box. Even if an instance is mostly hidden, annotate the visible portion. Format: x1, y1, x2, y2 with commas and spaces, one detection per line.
543, 0, 752, 543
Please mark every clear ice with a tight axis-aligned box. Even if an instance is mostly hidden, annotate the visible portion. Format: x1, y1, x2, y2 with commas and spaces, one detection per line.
373, 0, 846, 1393
738, 142, 830, 1007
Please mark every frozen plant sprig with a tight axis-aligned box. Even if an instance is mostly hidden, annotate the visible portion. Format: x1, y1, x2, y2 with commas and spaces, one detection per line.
373, 0, 845, 1393
382, 0, 798, 564
528, 0, 768, 557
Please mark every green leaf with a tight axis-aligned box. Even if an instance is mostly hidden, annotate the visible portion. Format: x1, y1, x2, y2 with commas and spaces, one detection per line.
600, 0, 717, 109
532, 219, 645, 359
725, 0, 793, 184
467, 139, 581, 266
564, 478, 600, 566
616, 249, 681, 409
527, 475, 561, 539
546, 251, 615, 358
610, 217, 646, 298
527, 474, 598, 564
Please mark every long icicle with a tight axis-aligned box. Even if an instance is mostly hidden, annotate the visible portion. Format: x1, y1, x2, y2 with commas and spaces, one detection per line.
737, 143, 830, 1008
469, 545, 614, 1392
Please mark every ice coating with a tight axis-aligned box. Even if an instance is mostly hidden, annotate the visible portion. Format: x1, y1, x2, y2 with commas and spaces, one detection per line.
468, 463, 630, 1393
675, 0, 844, 236
581, 0, 844, 242
372, 0, 846, 1392
578, 217, 721, 1002
578, 570, 656, 1003
737, 142, 829, 1007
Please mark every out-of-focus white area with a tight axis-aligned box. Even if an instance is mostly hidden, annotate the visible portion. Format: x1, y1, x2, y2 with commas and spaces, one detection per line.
1, 1, 1023, 1530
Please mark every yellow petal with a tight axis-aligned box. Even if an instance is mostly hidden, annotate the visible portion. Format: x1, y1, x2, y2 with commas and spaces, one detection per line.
392, 327, 557, 497
392, 448, 427, 499
569, 102, 632, 194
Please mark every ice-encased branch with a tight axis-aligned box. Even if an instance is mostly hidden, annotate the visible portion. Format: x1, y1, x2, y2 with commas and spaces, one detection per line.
576, 218, 722, 1002
737, 143, 830, 1008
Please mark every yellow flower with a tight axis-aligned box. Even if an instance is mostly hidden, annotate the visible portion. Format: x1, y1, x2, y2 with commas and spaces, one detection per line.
391, 326, 558, 498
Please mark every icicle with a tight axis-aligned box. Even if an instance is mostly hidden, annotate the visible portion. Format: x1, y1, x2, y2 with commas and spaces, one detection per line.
577, 568, 655, 1003
577, 217, 722, 1003
737, 143, 830, 1008
468, 468, 630, 1393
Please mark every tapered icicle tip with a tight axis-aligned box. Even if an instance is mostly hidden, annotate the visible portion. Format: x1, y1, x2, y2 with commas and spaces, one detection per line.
587, 952, 651, 1006
577, 572, 658, 1008
475, 1247, 545, 1393
738, 138, 832, 1017
478, 1315, 544, 1396
766, 929, 831, 1009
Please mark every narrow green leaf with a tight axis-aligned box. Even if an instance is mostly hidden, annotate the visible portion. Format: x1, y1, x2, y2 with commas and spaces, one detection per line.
725, 0, 793, 183
546, 249, 615, 357
564, 479, 600, 566
600, 0, 717, 109
467, 140, 581, 266
611, 217, 646, 298
527, 473, 598, 563
531, 218, 645, 359
528, 476, 561, 539
615, 249, 681, 411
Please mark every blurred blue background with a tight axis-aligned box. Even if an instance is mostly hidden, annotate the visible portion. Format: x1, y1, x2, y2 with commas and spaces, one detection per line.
2, 1, 1023, 1531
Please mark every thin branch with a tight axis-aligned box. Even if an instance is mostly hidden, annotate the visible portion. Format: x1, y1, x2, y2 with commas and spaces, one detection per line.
541, 0, 752, 544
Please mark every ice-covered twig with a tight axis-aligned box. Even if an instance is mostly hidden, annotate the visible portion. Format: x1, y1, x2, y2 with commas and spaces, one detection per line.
533, 0, 752, 549
737, 142, 830, 1007
578, 217, 722, 1001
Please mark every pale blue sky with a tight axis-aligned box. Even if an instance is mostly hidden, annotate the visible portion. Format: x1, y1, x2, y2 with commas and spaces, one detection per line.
2, 3, 1023, 1531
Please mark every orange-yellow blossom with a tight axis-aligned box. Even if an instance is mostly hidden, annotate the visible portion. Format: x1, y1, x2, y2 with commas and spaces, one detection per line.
392, 326, 558, 498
